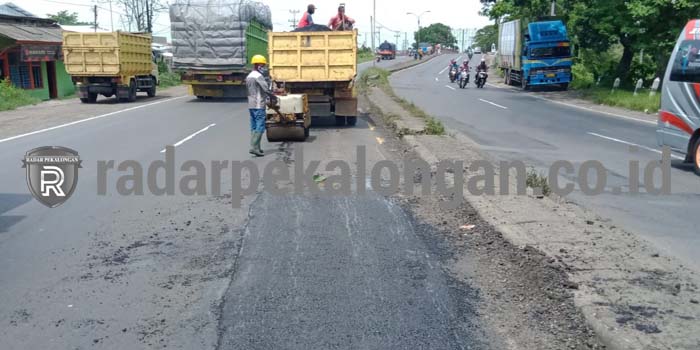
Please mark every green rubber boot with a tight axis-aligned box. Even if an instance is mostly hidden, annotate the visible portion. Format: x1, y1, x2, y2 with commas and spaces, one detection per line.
250, 132, 264, 157
249, 132, 257, 156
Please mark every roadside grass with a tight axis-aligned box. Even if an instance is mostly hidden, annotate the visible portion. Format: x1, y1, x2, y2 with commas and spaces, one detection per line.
158, 71, 182, 88
358, 51, 375, 64
526, 168, 551, 197
359, 67, 446, 135
0, 80, 39, 111
576, 87, 661, 113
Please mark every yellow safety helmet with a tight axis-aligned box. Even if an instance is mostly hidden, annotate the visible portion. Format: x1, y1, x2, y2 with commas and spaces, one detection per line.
251, 55, 267, 65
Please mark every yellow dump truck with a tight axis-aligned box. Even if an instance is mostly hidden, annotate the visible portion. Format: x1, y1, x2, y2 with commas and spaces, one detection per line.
63, 31, 158, 103
268, 29, 358, 126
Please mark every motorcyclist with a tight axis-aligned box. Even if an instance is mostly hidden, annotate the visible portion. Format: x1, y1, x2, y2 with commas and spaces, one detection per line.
477, 58, 488, 72
462, 60, 470, 72
448, 59, 459, 81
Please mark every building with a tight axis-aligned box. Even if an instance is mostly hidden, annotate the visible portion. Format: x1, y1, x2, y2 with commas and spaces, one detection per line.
0, 2, 74, 100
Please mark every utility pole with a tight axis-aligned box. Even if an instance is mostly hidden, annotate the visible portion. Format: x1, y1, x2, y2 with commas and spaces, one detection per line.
289, 10, 300, 29
108, 0, 114, 31
372, 0, 376, 66
404, 32, 408, 51
93, 5, 98, 32
550, 0, 556, 16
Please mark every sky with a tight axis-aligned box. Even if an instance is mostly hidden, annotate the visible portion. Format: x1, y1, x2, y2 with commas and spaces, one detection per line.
14, 0, 492, 48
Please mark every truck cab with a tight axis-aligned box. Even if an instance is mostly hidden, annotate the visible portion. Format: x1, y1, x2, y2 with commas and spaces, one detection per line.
521, 21, 572, 90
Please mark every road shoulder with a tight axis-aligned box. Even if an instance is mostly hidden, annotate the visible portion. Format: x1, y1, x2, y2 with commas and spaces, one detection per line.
362, 71, 700, 350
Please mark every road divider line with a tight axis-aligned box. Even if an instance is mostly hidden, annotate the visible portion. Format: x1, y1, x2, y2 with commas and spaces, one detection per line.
479, 98, 508, 109
445, 85, 456, 91
587, 132, 684, 160
534, 95, 656, 126
0, 95, 189, 144
438, 66, 449, 75
160, 123, 216, 153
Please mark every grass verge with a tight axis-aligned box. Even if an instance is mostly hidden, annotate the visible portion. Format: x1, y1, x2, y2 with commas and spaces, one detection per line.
359, 67, 446, 135
576, 87, 661, 113
358, 51, 375, 64
159, 71, 182, 89
0, 80, 40, 111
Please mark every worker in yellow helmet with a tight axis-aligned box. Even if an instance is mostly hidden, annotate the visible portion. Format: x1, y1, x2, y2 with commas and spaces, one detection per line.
245, 54, 276, 156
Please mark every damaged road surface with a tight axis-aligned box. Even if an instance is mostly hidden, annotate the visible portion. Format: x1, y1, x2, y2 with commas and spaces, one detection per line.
217, 192, 486, 349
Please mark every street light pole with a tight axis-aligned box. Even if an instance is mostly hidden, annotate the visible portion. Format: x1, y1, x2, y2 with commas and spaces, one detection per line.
407, 11, 430, 51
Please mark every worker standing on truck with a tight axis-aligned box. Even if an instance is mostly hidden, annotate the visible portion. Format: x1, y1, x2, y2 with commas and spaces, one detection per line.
246, 55, 276, 157
298, 4, 316, 28
328, 5, 355, 30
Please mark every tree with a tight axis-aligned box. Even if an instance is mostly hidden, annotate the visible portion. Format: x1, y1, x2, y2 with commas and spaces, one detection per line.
474, 24, 498, 52
118, 0, 166, 32
46, 11, 90, 25
414, 23, 457, 48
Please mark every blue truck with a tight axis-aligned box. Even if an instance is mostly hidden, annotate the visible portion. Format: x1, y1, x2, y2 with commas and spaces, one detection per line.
498, 19, 572, 90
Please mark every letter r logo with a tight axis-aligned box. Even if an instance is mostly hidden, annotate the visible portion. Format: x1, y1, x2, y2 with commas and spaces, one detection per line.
40, 166, 65, 197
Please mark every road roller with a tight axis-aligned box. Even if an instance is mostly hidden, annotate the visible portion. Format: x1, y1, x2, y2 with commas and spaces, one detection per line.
265, 93, 310, 142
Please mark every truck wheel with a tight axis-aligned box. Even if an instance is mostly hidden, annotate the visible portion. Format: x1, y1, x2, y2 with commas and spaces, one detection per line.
147, 77, 156, 97
346, 116, 357, 126
128, 80, 137, 102
80, 98, 89, 103
335, 116, 346, 126
693, 138, 700, 176
560, 83, 569, 91
88, 92, 97, 103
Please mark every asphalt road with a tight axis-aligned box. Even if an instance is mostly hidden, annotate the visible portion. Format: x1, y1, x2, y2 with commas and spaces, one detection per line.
391, 53, 700, 271
0, 58, 487, 349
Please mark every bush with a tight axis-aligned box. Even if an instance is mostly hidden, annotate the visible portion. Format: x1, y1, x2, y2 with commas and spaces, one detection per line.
158, 71, 181, 88
571, 63, 595, 90
0, 80, 39, 111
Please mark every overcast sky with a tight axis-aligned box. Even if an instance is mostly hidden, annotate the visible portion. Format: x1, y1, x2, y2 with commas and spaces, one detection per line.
17, 0, 492, 47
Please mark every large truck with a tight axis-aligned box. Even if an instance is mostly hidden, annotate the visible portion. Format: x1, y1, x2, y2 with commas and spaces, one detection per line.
498, 19, 572, 90
267, 29, 358, 127
378, 41, 397, 60
169, 1, 271, 99
63, 31, 157, 103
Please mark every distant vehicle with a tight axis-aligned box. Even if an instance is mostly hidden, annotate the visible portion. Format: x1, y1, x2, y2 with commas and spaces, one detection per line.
63, 32, 158, 103
378, 41, 397, 60
657, 19, 700, 175
473, 47, 482, 54
498, 19, 572, 90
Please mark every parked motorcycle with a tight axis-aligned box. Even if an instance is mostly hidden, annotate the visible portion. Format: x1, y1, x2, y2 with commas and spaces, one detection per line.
449, 67, 458, 83
475, 71, 488, 88
459, 69, 470, 89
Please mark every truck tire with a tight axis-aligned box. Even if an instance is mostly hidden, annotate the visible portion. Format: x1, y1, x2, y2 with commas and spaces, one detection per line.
560, 83, 569, 91
346, 116, 357, 126
693, 138, 700, 176
80, 98, 89, 103
128, 80, 137, 102
335, 116, 346, 126
88, 92, 98, 103
147, 77, 156, 97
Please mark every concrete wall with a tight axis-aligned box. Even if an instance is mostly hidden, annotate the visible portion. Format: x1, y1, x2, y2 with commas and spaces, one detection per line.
56, 61, 75, 98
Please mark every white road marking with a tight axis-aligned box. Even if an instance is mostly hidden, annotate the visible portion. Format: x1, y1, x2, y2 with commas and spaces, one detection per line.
587, 132, 684, 160
445, 85, 456, 91
478, 98, 508, 109
533, 95, 656, 126
0, 95, 188, 144
485, 82, 503, 89
160, 123, 216, 153
438, 66, 449, 75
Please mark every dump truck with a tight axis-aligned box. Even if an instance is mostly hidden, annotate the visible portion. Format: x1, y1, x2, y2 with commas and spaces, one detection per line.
498, 19, 572, 90
169, 1, 271, 99
268, 29, 358, 129
63, 31, 157, 103
378, 41, 396, 60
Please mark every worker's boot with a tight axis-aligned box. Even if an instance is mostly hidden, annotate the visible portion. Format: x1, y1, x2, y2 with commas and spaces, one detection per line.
249, 132, 257, 156
255, 132, 265, 155
250, 132, 264, 157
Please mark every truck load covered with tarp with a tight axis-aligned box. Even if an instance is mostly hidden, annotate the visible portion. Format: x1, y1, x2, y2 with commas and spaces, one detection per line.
378, 41, 396, 60
169, 0, 272, 70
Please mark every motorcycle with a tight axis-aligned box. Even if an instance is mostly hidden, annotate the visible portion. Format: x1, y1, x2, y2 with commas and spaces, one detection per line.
475, 70, 488, 88
459, 69, 470, 89
376, 55, 381, 63
449, 67, 458, 83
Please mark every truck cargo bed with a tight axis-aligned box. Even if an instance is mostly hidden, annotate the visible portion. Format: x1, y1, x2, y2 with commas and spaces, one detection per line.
63, 32, 152, 76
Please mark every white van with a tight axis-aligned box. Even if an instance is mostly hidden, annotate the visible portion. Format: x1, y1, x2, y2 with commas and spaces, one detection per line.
658, 19, 700, 175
